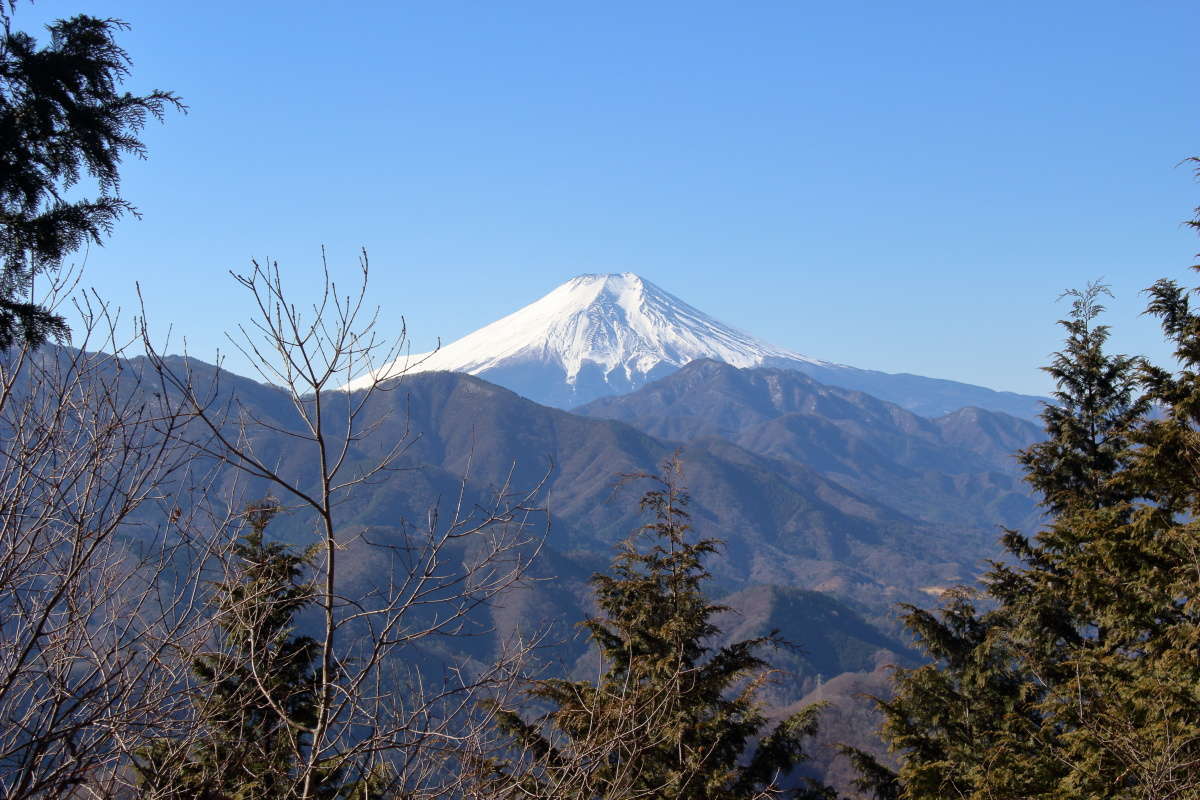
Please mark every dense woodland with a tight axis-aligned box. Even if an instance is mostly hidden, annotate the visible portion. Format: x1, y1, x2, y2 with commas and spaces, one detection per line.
3, 3, 1200, 798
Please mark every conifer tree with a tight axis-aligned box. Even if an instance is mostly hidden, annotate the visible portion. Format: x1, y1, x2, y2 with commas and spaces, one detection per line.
135, 503, 388, 800
868, 283, 1148, 799
986, 168, 1200, 797
1063, 264, 1200, 795
988, 283, 1152, 795
478, 459, 833, 800
0, 2, 182, 348
867, 163, 1200, 799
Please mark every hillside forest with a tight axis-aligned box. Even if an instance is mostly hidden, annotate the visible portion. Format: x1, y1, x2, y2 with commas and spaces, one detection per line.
3, 4, 1200, 799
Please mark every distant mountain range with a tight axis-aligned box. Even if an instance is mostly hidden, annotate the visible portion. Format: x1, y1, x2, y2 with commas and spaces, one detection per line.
35, 339, 1049, 793
205, 356, 1047, 791
145, 355, 1041, 624
16, 265, 1058, 792
577, 359, 1043, 532
346, 273, 1049, 419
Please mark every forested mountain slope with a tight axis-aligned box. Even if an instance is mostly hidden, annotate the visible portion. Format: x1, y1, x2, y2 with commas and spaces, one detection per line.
577, 359, 1044, 531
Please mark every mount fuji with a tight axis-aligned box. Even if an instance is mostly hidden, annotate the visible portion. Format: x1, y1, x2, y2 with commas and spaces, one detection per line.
347, 273, 1046, 419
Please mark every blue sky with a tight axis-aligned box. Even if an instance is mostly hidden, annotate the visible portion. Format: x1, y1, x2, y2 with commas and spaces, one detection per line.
18, 0, 1200, 395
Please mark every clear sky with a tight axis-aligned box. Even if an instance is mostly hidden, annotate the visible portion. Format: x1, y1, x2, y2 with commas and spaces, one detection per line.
16, 0, 1200, 395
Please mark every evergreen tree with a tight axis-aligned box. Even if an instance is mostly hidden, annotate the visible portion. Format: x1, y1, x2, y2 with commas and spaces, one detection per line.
867, 164, 1200, 799
0, 2, 182, 348
1062, 258, 1200, 795
836, 745, 899, 800
990, 283, 1153, 796
135, 503, 387, 800
869, 588, 1063, 799
479, 459, 833, 800
869, 283, 1148, 799
1017, 283, 1146, 515
985, 169, 1200, 798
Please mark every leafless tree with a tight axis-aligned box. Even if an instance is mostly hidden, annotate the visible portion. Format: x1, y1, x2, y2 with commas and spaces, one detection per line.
0, 267, 230, 800
137, 251, 546, 798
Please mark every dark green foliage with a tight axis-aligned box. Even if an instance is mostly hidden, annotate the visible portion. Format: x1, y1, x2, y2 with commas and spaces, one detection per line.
481, 460, 833, 799
1018, 283, 1146, 514
135, 503, 386, 800
873, 590, 1063, 799
993, 178, 1200, 797
872, 283, 1149, 799
990, 282, 1148, 710
0, 3, 182, 348
836, 746, 899, 800
870, 165, 1200, 799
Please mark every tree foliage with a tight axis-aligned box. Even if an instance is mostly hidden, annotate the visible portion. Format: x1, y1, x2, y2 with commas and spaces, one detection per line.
0, 2, 182, 348
479, 459, 833, 800
869, 163, 1200, 800
135, 503, 388, 800
870, 282, 1147, 798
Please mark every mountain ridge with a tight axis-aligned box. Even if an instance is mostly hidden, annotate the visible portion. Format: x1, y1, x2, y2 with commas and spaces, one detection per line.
53, 345, 1035, 792
346, 273, 827, 402
345, 273, 1049, 418
575, 359, 1044, 532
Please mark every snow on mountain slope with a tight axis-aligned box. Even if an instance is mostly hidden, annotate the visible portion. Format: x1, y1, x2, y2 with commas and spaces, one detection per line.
344, 273, 829, 401
344, 273, 1048, 418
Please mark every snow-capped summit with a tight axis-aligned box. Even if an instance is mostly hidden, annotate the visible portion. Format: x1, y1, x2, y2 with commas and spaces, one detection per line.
345, 273, 1047, 418
344, 273, 830, 407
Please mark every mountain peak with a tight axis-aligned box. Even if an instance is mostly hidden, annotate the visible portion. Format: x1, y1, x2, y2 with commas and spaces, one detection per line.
568, 271, 642, 285
343, 274, 1047, 419
345, 274, 826, 405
